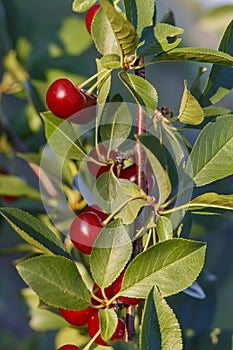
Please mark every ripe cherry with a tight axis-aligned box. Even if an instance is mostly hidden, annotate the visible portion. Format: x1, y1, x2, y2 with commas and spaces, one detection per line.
113, 271, 144, 305
59, 306, 95, 326
57, 345, 80, 350
46, 78, 86, 119
70, 212, 103, 254
91, 283, 115, 305
85, 4, 101, 35
87, 144, 118, 178
88, 311, 125, 346
83, 204, 108, 222
120, 163, 155, 193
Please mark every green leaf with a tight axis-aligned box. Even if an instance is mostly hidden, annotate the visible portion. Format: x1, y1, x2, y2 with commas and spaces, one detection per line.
137, 23, 183, 57
137, 134, 179, 190
99, 54, 121, 69
90, 219, 132, 288
100, 102, 132, 151
99, 0, 138, 59
188, 115, 233, 186
178, 81, 204, 125
189, 192, 233, 214
153, 287, 183, 350
140, 288, 161, 350
0, 175, 41, 200
21, 288, 67, 331
156, 216, 173, 241
72, 0, 96, 12
135, 0, 155, 36
203, 106, 231, 117
0, 208, 70, 258
190, 67, 208, 98
92, 7, 119, 55
199, 20, 233, 106
120, 238, 206, 298
115, 197, 148, 224
99, 309, 118, 341
41, 112, 86, 160
139, 143, 171, 206
118, 71, 158, 116
16, 256, 90, 309
96, 59, 112, 105
145, 47, 233, 67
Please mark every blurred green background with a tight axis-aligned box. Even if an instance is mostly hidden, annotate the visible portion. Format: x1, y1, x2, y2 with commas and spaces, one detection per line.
0, 0, 232, 349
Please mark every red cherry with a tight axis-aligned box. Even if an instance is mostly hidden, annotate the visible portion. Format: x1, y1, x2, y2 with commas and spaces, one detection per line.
88, 311, 125, 346
59, 306, 95, 326
46, 78, 86, 119
113, 271, 144, 305
70, 212, 103, 254
87, 144, 118, 178
120, 164, 153, 193
91, 283, 115, 305
84, 205, 108, 222
85, 4, 101, 35
57, 345, 80, 350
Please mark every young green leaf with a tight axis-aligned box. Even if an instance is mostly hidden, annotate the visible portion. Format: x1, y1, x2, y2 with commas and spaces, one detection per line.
100, 102, 132, 151
137, 23, 183, 57
189, 192, 233, 214
90, 219, 132, 288
0, 208, 70, 258
16, 256, 90, 309
92, 7, 119, 55
114, 198, 148, 225
99, 0, 138, 60
41, 112, 86, 160
99, 54, 121, 69
199, 20, 233, 106
118, 71, 158, 116
140, 288, 161, 350
120, 238, 206, 298
135, 0, 155, 36
0, 175, 41, 200
96, 58, 112, 106
188, 115, 233, 186
145, 47, 233, 67
156, 216, 173, 241
72, 0, 96, 12
177, 81, 204, 125
99, 309, 118, 341
153, 287, 183, 350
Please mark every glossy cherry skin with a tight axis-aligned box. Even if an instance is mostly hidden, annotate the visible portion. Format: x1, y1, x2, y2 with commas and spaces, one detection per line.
87, 144, 118, 178
70, 89, 97, 124
120, 164, 155, 193
59, 306, 95, 326
70, 212, 103, 254
57, 345, 80, 350
85, 4, 101, 35
91, 283, 115, 306
83, 204, 108, 222
46, 78, 86, 119
88, 311, 125, 346
113, 271, 144, 305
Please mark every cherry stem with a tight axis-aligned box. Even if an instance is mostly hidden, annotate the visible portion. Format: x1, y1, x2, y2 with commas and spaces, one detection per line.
86, 69, 112, 96
125, 58, 146, 341
77, 69, 109, 90
83, 329, 101, 350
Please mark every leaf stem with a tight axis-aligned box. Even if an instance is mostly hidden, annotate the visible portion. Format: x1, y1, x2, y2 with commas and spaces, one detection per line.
83, 329, 101, 350
87, 70, 112, 96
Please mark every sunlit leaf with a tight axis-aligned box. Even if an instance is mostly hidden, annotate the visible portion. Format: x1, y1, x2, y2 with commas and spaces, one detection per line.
178, 81, 204, 125
188, 115, 233, 186
99, 309, 118, 341
120, 238, 206, 298
72, 0, 96, 12
17, 256, 90, 309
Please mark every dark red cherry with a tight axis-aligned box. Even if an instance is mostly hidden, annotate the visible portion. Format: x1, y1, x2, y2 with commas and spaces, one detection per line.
83, 204, 108, 222
91, 283, 115, 305
113, 271, 144, 305
57, 345, 80, 350
70, 212, 103, 254
87, 144, 118, 178
85, 4, 101, 35
46, 78, 86, 119
88, 311, 125, 346
59, 306, 95, 326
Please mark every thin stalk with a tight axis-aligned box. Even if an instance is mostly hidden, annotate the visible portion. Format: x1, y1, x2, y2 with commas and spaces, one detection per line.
126, 57, 146, 341
77, 69, 109, 90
